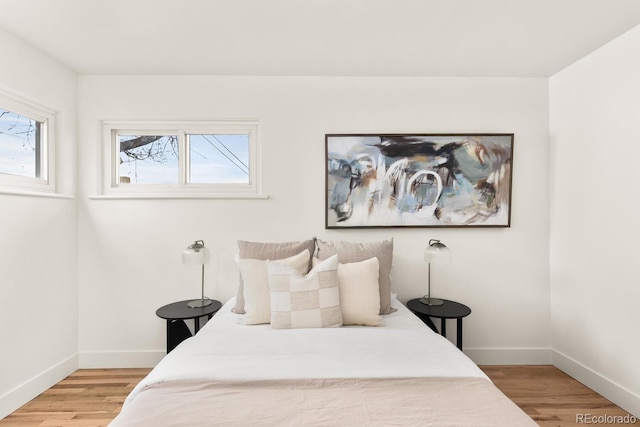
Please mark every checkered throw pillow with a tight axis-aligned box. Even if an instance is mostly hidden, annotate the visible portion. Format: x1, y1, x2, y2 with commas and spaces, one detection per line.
268, 255, 342, 329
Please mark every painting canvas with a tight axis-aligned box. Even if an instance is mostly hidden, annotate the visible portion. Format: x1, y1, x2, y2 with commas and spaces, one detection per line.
325, 134, 514, 228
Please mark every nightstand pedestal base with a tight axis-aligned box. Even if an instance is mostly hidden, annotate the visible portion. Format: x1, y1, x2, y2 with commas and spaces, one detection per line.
407, 298, 471, 351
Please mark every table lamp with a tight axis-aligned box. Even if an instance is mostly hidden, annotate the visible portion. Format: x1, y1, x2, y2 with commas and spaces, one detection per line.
182, 240, 213, 308
420, 239, 451, 306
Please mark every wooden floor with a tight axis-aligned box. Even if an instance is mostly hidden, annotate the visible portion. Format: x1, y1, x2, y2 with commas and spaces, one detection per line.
0, 366, 637, 426
482, 366, 638, 426
0, 369, 149, 427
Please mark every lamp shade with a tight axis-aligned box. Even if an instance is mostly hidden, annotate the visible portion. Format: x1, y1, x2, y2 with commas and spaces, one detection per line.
424, 239, 451, 264
182, 240, 210, 265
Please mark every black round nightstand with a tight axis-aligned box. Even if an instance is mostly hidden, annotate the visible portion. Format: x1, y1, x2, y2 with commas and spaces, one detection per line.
156, 299, 222, 353
407, 298, 471, 351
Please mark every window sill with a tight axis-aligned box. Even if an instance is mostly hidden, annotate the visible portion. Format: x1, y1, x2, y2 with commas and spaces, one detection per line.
88, 193, 270, 200
0, 189, 74, 199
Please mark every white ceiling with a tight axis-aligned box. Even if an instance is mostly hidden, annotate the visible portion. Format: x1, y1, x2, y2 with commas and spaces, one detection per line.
0, 0, 639, 77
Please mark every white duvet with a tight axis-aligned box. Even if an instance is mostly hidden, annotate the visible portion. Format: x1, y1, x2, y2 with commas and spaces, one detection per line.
124, 296, 486, 407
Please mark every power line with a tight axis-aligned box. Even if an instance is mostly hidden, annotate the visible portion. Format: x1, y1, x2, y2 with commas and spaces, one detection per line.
200, 135, 249, 175
211, 135, 249, 170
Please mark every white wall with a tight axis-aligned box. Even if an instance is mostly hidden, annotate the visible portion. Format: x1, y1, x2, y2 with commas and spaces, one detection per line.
550, 25, 640, 416
0, 29, 77, 418
2, 13, 638, 419
77, 75, 551, 367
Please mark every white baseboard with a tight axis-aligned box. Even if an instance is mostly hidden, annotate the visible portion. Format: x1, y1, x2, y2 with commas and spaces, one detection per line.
79, 350, 165, 368
0, 354, 78, 420
80, 348, 552, 369
464, 347, 553, 365
552, 350, 640, 418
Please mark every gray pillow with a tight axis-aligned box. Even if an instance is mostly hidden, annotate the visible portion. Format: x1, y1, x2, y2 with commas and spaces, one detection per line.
233, 238, 316, 314
315, 238, 396, 315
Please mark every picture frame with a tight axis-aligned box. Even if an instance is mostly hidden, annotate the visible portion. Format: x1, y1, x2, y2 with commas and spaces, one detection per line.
325, 133, 514, 228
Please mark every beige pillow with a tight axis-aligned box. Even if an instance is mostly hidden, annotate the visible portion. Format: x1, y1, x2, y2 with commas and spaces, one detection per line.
233, 238, 316, 314
316, 238, 396, 315
337, 257, 382, 326
237, 249, 311, 325
268, 255, 342, 329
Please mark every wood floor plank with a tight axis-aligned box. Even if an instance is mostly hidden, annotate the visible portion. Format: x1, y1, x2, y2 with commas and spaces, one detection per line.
481, 365, 639, 426
0, 369, 149, 427
1, 366, 637, 426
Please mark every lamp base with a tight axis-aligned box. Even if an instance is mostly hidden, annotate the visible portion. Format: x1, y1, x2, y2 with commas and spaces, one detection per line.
187, 298, 213, 308
419, 296, 444, 306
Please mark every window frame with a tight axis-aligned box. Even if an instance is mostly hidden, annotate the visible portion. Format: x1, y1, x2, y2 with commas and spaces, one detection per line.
0, 89, 56, 194
100, 120, 262, 198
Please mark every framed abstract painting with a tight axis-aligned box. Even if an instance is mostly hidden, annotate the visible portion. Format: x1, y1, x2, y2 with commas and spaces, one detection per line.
325, 133, 514, 228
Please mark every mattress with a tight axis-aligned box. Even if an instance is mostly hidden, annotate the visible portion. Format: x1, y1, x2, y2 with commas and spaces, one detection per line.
111, 297, 535, 426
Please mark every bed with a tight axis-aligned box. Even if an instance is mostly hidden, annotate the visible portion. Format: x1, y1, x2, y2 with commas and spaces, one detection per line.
110, 239, 535, 426
110, 297, 535, 426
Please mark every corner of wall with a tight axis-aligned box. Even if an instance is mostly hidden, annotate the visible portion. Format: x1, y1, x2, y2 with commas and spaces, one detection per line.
0, 354, 78, 419
553, 351, 640, 418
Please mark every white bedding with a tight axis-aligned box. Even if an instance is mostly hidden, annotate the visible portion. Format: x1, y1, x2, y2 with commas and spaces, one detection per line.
124, 296, 487, 407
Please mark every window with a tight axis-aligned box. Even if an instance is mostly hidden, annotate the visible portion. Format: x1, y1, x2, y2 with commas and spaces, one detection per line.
0, 90, 55, 193
101, 120, 261, 198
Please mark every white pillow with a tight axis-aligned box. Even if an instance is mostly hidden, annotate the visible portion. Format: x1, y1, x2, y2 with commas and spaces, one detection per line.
268, 255, 342, 329
237, 249, 311, 325
315, 238, 395, 315
337, 257, 382, 326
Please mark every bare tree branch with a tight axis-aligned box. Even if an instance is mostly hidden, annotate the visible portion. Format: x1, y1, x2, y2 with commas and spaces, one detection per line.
119, 136, 164, 152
